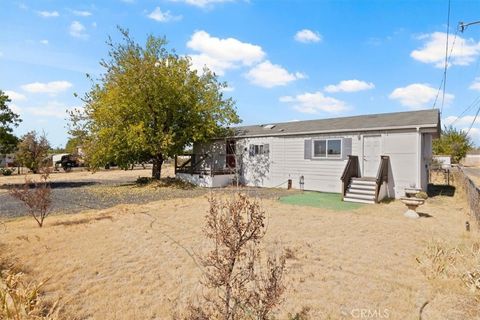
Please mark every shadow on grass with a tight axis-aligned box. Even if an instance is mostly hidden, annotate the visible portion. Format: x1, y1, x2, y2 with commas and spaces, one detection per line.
135, 176, 196, 190
0, 181, 99, 191
427, 183, 456, 197
51, 215, 113, 227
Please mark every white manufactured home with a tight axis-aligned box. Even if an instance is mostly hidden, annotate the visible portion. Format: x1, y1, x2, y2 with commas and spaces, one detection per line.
176, 109, 440, 204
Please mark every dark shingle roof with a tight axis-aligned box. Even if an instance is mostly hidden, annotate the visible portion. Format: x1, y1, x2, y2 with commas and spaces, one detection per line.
233, 109, 440, 138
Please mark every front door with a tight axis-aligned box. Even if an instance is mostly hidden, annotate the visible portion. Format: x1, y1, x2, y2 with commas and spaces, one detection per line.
226, 140, 236, 169
363, 135, 382, 177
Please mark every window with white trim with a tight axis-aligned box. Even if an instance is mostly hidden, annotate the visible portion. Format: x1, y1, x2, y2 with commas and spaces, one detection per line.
312, 139, 342, 158
249, 143, 270, 157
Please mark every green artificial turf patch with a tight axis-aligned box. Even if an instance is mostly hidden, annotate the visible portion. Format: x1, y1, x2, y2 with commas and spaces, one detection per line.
279, 191, 364, 211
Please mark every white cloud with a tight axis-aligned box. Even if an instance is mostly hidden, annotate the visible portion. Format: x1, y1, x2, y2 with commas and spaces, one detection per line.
21, 81, 72, 94
147, 7, 182, 22
37, 10, 59, 18
221, 86, 235, 92
324, 79, 375, 93
280, 91, 348, 114
389, 83, 454, 109
69, 21, 88, 39
170, 0, 234, 8
245, 61, 305, 88
8, 103, 22, 115
411, 32, 480, 68
294, 29, 322, 43
25, 101, 71, 119
443, 115, 478, 127
72, 10, 92, 17
189, 54, 234, 76
40, 39, 49, 45
187, 30, 265, 75
4, 90, 27, 102
469, 77, 480, 91
463, 127, 480, 144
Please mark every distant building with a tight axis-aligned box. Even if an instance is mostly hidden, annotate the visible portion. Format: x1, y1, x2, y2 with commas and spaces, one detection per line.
0, 154, 15, 167
462, 150, 480, 167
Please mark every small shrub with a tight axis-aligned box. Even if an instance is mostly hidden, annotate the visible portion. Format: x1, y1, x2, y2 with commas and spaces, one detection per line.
415, 191, 428, 200
185, 193, 286, 320
1, 168, 13, 176
9, 169, 52, 227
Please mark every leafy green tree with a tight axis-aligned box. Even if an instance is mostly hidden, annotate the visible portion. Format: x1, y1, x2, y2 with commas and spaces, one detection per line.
65, 136, 82, 154
433, 125, 474, 163
16, 131, 51, 173
70, 29, 240, 179
0, 90, 22, 155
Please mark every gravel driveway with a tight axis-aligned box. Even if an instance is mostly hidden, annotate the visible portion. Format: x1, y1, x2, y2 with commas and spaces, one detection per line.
0, 169, 295, 218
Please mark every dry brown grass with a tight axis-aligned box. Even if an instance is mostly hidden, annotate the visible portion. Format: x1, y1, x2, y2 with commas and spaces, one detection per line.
0, 187, 478, 319
0, 268, 59, 320
0, 165, 175, 194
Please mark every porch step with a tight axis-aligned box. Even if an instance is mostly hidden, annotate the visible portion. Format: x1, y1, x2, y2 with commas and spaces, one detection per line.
343, 176, 377, 204
350, 178, 377, 186
348, 183, 376, 190
343, 197, 375, 204
345, 192, 376, 200
347, 188, 376, 195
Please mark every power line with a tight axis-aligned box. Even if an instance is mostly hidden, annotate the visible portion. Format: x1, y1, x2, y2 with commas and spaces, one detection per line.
433, 28, 458, 109
466, 105, 480, 135
441, 0, 452, 114
449, 96, 480, 126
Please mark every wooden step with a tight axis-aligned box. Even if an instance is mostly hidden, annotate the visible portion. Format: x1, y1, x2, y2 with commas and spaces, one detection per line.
348, 183, 376, 190
350, 179, 376, 186
351, 177, 376, 182
347, 188, 376, 195
345, 192, 376, 200
343, 197, 375, 204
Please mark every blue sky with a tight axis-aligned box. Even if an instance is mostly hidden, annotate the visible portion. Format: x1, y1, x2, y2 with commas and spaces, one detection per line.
2, 0, 480, 148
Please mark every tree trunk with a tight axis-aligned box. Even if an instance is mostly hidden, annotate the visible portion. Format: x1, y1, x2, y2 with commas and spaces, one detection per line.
152, 153, 164, 180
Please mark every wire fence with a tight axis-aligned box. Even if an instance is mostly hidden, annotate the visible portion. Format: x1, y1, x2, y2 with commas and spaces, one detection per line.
456, 166, 480, 225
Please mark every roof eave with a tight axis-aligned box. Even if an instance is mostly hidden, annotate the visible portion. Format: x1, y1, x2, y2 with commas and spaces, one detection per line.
232, 123, 440, 139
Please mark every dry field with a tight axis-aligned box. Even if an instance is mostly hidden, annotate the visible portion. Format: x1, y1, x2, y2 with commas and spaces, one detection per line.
0, 166, 175, 194
1, 179, 479, 319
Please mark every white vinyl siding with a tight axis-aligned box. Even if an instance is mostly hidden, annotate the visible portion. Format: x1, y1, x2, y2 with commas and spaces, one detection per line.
240, 135, 356, 192
189, 128, 434, 198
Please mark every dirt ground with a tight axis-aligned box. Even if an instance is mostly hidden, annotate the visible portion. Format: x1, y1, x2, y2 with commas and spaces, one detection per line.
0, 166, 296, 218
0, 166, 174, 194
1, 184, 478, 319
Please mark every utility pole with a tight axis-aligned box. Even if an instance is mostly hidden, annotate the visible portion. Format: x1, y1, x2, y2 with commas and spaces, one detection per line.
459, 20, 480, 32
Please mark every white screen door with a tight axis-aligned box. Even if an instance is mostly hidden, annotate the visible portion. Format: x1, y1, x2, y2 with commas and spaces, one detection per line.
363, 135, 382, 177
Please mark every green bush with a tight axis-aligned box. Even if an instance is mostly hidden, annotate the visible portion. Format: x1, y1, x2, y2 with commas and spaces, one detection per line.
1, 168, 13, 176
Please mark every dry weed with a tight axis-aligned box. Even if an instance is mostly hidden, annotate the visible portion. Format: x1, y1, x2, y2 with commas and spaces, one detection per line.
9, 169, 52, 228
184, 193, 287, 320
0, 269, 58, 319
417, 239, 480, 295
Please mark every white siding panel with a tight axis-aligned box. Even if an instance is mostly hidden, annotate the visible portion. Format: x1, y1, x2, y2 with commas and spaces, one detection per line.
381, 132, 418, 198
241, 135, 357, 192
